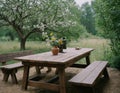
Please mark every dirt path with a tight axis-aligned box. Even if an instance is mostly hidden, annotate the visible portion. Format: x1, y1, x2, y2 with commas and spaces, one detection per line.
0, 67, 120, 93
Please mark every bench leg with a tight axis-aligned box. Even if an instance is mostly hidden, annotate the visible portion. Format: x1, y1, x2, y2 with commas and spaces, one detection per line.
1, 69, 10, 82
11, 70, 18, 84
3, 73, 10, 82
2, 69, 18, 84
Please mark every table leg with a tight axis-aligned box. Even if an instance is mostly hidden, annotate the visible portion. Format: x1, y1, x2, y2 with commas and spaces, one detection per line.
22, 65, 30, 90
58, 68, 66, 93
35, 66, 41, 74
86, 55, 90, 65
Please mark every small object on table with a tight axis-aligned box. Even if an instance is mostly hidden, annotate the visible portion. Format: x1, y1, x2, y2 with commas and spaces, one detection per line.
75, 47, 80, 50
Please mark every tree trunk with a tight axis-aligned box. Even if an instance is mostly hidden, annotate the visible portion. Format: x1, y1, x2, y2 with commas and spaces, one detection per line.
20, 38, 26, 50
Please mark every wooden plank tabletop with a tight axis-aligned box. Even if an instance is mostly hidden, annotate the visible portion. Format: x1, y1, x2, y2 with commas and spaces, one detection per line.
14, 48, 93, 66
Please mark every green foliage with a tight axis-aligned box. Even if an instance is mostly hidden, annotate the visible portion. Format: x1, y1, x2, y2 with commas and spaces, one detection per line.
0, 26, 17, 41
93, 0, 120, 56
112, 56, 120, 70
80, 2, 96, 35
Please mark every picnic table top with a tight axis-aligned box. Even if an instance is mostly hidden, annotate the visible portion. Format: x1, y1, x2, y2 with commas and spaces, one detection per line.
14, 48, 93, 65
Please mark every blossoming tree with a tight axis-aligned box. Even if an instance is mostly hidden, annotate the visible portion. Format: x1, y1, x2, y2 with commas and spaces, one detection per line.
0, 0, 84, 50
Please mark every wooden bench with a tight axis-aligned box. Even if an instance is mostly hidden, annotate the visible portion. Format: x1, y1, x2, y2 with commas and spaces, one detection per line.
0, 50, 33, 84
69, 61, 109, 93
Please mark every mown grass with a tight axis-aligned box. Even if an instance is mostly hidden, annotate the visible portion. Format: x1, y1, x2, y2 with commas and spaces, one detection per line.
0, 38, 111, 63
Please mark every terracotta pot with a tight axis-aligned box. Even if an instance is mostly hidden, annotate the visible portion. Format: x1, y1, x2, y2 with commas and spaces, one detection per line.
51, 46, 59, 55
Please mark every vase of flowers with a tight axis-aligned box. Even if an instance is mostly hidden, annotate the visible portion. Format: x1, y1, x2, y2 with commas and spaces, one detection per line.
51, 46, 59, 55
50, 37, 67, 53
45, 32, 67, 54
50, 35, 60, 55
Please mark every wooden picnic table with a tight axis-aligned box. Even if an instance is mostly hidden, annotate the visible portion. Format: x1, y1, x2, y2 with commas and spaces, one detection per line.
14, 48, 94, 93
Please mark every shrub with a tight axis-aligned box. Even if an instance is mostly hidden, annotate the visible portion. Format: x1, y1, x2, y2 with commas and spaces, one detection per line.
112, 56, 120, 70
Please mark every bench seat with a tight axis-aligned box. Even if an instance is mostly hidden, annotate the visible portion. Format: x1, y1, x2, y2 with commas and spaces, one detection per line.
0, 62, 23, 84
0, 62, 23, 69
69, 61, 109, 93
0, 50, 33, 84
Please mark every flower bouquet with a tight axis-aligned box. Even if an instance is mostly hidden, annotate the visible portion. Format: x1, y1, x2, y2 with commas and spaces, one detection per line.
49, 33, 67, 53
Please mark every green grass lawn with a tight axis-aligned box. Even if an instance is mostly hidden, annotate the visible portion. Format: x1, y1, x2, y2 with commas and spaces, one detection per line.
68, 38, 111, 62
0, 41, 50, 53
0, 38, 111, 63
